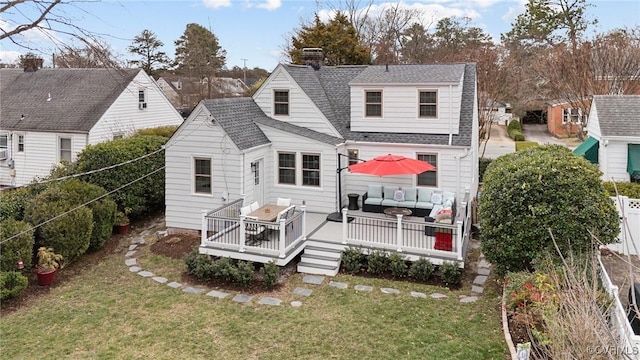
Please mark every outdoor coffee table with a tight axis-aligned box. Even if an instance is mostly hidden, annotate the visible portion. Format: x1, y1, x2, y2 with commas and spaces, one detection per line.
383, 207, 412, 217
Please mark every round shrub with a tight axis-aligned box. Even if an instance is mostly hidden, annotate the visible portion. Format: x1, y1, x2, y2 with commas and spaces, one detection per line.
0, 271, 28, 301
260, 261, 280, 289
388, 253, 408, 278
439, 261, 462, 287
480, 145, 619, 274
55, 180, 117, 251
507, 119, 522, 132
341, 246, 365, 274
409, 258, 435, 282
24, 188, 93, 263
234, 260, 254, 286
366, 250, 389, 275
185, 249, 215, 280
0, 219, 35, 272
73, 135, 167, 218
213, 257, 237, 282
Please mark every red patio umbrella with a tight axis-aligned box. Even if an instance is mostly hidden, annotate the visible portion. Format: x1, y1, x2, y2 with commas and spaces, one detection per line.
347, 154, 435, 176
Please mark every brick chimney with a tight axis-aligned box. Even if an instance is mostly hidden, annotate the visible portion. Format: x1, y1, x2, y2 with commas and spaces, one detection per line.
23, 55, 43, 72
302, 48, 323, 70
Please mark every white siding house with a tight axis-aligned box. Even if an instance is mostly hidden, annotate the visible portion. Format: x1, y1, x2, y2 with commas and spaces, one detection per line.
579, 95, 640, 182
164, 61, 478, 272
0, 68, 183, 187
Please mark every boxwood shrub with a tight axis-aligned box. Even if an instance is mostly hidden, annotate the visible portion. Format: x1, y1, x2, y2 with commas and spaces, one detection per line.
366, 250, 389, 275
134, 125, 178, 138
388, 253, 407, 278
0, 219, 35, 272
260, 261, 280, 288
24, 187, 93, 263
604, 181, 640, 198
0, 271, 28, 300
439, 261, 462, 287
0, 186, 47, 222
409, 257, 435, 282
480, 145, 619, 274
341, 246, 365, 274
55, 180, 117, 251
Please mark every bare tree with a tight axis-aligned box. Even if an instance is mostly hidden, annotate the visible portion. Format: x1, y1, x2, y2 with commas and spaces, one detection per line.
53, 40, 122, 68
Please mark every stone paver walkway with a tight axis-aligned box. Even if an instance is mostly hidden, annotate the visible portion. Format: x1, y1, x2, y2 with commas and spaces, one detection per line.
123, 219, 492, 307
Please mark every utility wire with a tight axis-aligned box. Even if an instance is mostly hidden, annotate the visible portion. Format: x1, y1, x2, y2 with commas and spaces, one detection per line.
0, 166, 165, 245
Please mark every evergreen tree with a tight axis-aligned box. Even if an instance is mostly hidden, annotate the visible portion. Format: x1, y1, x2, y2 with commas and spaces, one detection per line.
128, 29, 170, 77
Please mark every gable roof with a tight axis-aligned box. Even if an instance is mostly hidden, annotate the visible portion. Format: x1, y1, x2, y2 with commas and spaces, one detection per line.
280, 63, 476, 146
0, 68, 141, 133
201, 98, 271, 151
593, 95, 640, 137
254, 116, 344, 146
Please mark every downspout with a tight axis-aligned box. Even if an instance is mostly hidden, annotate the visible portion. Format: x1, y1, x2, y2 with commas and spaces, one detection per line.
454, 148, 471, 197
240, 153, 245, 203
448, 85, 453, 146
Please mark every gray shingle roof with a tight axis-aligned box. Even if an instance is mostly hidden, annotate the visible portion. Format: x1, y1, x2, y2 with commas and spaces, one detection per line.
0, 68, 140, 132
593, 95, 640, 137
254, 116, 344, 146
201, 98, 271, 150
282, 63, 476, 146
349, 64, 466, 84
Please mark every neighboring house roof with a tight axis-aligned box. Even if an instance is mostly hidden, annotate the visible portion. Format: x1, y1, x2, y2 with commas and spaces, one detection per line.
593, 95, 640, 137
202, 98, 271, 151
0, 68, 140, 132
349, 64, 466, 85
281, 63, 476, 146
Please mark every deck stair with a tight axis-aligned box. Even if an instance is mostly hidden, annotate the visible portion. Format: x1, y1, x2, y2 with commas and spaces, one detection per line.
297, 240, 344, 276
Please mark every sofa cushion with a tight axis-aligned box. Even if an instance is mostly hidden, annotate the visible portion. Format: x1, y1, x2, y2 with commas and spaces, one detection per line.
417, 188, 433, 202
368, 184, 383, 199
403, 188, 417, 202
383, 186, 397, 200
443, 198, 454, 209
381, 199, 398, 207
443, 191, 455, 203
429, 205, 444, 218
364, 195, 382, 205
415, 201, 434, 209
397, 200, 417, 208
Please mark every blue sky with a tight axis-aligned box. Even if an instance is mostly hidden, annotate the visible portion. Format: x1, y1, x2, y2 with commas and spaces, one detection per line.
1, 0, 638, 71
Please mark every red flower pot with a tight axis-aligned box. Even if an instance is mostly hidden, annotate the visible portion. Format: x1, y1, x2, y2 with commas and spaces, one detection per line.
36, 268, 57, 286
114, 223, 130, 234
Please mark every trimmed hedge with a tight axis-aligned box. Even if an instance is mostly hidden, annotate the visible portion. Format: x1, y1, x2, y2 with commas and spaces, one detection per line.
72, 135, 167, 218
55, 180, 117, 251
507, 119, 522, 132
134, 125, 178, 138
604, 181, 640, 198
0, 219, 35, 272
24, 187, 93, 263
515, 141, 539, 151
479, 145, 619, 274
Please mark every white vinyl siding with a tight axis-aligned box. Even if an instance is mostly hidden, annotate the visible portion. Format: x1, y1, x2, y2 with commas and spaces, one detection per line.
350, 77, 463, 134
165, 105, 242, 231
602, 141, 629, 182
88, 71, 183, 144
253, 66, 342, 137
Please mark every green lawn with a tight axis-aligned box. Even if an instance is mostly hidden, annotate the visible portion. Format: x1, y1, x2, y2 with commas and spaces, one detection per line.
1, 235, 507, 359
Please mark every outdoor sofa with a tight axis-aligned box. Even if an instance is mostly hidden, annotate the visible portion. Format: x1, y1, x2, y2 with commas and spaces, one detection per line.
362, 185, 456, 220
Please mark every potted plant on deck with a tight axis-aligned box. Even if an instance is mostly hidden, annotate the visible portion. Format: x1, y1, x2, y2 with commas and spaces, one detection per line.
35, 247, 63, 286
114, 207, 131, 234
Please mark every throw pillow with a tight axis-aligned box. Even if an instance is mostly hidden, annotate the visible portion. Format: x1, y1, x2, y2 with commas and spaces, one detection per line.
393, 189, 405, 202
430, 191, 443, 205
435, 209, 452, 223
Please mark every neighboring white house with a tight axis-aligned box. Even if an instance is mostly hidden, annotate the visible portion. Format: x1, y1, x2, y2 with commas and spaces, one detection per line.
481, 99, 513, 125
575, 95, 640, 182
0, 67, 184, 187
166, 62, 478, 231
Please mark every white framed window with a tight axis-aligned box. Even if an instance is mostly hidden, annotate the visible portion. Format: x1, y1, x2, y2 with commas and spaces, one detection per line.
419, 90, 437, 118
0, 134, 7, 159
563, 108, 583, 124
347, 149, 359, 166
274, 90, 289, 116
302, 153, 320, 187
365, 90, 382, 117
138, 89, 147, 110
194, 158, 212, 194
278, 152, 296, 185
17, 135, 24, 152
60, 137, 72, 163
416, 153, 437, 187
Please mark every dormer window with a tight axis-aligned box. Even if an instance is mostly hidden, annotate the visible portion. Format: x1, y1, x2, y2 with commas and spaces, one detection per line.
365, 90, 382, 117
419, 91, 437, 118
274, 90, 289, 116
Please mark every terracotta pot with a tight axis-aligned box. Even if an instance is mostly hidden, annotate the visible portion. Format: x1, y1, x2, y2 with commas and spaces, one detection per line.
114, 223, 130, 234
36, 268, 57, 286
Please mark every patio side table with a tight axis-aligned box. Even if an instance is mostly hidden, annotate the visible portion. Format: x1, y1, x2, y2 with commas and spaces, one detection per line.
347, 193, 360, 210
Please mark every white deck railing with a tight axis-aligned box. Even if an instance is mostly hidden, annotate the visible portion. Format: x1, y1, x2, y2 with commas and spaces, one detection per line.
341, 190, 471, 265
598, 254, 640, 358
201, 201, 307, 259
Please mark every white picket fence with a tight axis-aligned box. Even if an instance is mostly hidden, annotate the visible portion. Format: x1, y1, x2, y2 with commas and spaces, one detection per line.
607, 196, 640, 256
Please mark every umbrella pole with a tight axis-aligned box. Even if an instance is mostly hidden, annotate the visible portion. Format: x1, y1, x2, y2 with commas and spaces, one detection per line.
327, 153, 348, 222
